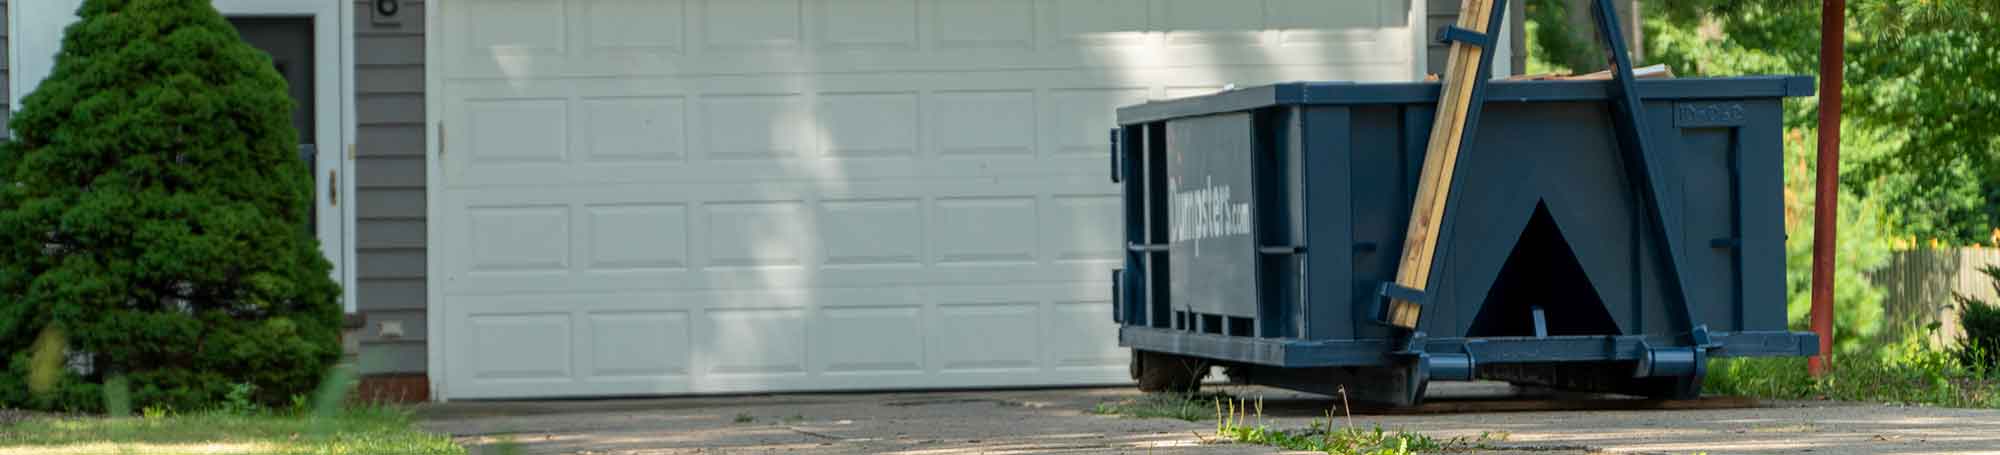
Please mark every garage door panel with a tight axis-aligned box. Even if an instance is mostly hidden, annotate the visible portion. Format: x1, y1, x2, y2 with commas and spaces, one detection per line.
442, 0, 1417, 398
446, 0, 1405, 79
443, 257, 1120, 295
585, 311, 693, 379
449, 44, 1414, 81
466, 313, 572, 380
583, 203, 691, 271
815, 306, 926, 374
704, 200, 811, 268
446, 157, 1118, 188
1045, 88, 1151, 156
1044, 195, 1123, 262
465, 205, 571, 273
1049, 300, 1124, 369
929, 90, 1038, 157
699, 94, 813, 160
442, 284, 1115, 398
701, 0, 806, 51
817, 92, 921, 158
701, 308, 810, 375
446, 294, 699, 398
580, 96, 690, 163
463, 98, 570, 165
583, 0, 689, 53
931, 301, 1041, 372
816, 0, 920, 51
931, 197, 1039, 264
819, 198, 923, 267
442, 181, 1121, 294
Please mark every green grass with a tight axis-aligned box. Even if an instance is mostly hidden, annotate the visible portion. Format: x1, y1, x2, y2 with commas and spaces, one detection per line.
0, 406, 464, 455
1705, 343, 2000, 408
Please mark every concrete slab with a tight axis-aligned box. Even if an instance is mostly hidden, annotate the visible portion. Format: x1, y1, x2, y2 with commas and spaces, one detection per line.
418, 384, 2000, 454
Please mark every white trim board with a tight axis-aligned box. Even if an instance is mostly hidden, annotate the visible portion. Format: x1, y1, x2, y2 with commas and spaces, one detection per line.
422, 0, 445, 402
9, 0, 359, 313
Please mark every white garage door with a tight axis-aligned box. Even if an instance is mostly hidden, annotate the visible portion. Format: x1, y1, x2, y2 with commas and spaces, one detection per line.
435, 0, 1420, 399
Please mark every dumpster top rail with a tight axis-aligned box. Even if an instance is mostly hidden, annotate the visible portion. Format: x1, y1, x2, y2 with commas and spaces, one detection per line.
1116, 76, 1814, 125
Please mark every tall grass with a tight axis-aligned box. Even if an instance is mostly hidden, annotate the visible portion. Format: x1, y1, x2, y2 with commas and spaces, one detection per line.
1706, 342, 1999, 408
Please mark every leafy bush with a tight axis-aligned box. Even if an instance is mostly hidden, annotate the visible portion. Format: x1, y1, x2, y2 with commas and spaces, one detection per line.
0, 0, 340, 412
1956, 265, 2000, 371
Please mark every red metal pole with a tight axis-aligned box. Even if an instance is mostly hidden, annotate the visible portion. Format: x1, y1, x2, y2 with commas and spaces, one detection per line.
1809, 0, 1845, 376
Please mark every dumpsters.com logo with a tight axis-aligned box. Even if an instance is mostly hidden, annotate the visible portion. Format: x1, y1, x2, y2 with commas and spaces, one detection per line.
1169, 176, 1251, 257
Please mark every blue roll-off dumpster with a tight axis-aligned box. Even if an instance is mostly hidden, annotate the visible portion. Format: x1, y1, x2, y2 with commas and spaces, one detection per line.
1108, 76, 1822, 406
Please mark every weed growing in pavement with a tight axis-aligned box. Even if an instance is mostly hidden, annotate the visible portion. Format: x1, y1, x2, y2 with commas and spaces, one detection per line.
733, 412, 755, 424
1207, 388, 1503, 454
1091, 392, 1233, 421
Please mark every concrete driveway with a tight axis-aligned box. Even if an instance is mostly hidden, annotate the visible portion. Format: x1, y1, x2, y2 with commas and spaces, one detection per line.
419, 384, 2000, 454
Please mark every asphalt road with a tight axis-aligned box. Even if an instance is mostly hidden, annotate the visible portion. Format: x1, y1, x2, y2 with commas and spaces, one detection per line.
420, 383, 2000, 454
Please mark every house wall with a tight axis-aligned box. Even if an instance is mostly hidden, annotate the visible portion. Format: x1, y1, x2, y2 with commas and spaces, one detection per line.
352, 0, 428, 376
1427, 0, 1528, 77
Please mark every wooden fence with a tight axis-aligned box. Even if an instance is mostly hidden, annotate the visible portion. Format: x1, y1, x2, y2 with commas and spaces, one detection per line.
1870, 247, 2000, 346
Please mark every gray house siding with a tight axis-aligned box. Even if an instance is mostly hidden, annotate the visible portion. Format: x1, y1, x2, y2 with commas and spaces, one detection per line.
1427, 0, 1528, 77
353, 0, 427, 375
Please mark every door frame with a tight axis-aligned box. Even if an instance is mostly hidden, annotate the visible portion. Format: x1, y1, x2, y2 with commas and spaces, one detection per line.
423, 0, 444, 401
215, 0, 358, 316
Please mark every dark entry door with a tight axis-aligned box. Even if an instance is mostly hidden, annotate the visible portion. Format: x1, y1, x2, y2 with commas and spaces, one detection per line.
230, 18, 318, 229
230, 18, 316, 145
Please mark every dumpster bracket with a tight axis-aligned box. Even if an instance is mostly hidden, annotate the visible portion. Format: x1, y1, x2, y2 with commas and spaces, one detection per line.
1589, 0, 1711, 354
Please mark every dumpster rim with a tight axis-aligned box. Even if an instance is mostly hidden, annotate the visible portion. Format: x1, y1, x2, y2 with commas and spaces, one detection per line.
1114, 76, 1815, 125
1118, 325, 1819, 368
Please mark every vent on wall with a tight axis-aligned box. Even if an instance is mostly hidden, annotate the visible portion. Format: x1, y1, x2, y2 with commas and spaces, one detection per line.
371, 0, 403, 26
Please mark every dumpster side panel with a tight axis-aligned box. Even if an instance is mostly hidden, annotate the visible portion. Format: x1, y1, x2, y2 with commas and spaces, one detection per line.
1737, 100, 1788, 331
1301, 106, 1355, 340
1254, 108, 1306, 339
1660, 98, 1790, 333
1167, 114, 1261, 322
1447, 101, 1642, 337
1347, 105, 1422, 341
1344, 103, 1408, 337
1676, 122, 1741, 331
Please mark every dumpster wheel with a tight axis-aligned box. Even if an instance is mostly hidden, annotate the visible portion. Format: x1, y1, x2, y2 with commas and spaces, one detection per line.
1132, 350, 1208, 393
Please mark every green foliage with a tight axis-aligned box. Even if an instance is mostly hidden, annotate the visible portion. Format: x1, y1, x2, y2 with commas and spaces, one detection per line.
1524, 0, 1604, 74
1782, 187, 1890, 356
1956, 266, 2000, 370
1641, 0, 2000, 244
0, 0, 341, 412
1706, 342, 1999, 408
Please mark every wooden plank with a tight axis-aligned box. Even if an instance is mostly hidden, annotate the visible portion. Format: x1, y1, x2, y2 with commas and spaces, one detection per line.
1385, 0, 1499, 329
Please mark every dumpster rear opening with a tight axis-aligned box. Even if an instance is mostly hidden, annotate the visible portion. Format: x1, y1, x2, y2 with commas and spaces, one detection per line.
1110, 77, 1820, 406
